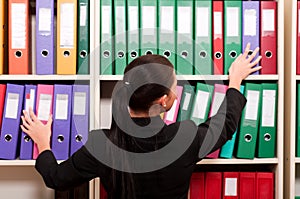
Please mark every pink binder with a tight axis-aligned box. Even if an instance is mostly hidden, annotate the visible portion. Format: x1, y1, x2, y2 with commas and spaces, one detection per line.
163, 86, 183, 125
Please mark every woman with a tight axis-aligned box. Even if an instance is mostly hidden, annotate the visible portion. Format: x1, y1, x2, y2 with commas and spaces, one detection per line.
21, 43, 261, 199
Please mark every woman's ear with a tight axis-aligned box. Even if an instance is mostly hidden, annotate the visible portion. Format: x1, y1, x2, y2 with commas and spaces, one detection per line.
158, 94, 168, 108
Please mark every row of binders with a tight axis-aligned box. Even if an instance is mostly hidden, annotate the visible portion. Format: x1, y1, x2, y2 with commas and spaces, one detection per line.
0, 0, 90, 75
189, 172, 274, 199
99, 172, 274, 199
163, 82, 278, 159
101, 0, 277, 75
0, 84, 90, 160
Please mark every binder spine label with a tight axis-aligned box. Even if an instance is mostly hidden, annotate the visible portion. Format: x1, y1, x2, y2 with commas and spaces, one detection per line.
196, 7, 209, 37
55, 94, 69, 120
38, 8, 52, 35
38, 94, 52, 121
74, 92, 86, 115
5, 93, 19, 119
262, 90, 276, 127
226, 7, 239, 37
60, 3, 75, 48
11, 3, 26, 49
192, 91, 209, 119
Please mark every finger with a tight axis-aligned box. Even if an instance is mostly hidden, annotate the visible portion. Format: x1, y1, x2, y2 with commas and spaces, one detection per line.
247, 47, 260, 61
249, 55, 262, 67
250, 66, 263, 73
21, 116, 31, 129
20, 125, 30, 135
46, 114, 53, 127
23, 110, 33, 125
242, 43, 251, 59
29, 107, 38, 122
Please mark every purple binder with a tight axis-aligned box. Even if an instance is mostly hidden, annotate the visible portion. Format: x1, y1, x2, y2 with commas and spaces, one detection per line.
51, 85, 72, 160
19, 85, 37, 160
242, 1, 260, 75
36, 0, 54, 74
70, 85, 89, 156
0, 84, 24, 160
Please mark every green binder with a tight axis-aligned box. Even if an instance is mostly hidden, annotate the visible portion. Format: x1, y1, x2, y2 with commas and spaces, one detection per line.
224, 0, 242, 75
158, 0, 176, 66
176, 0, 194, 75
177, 85, 195, 121
194, 0, 212, 75
257, 83, 278, 158
127, 0, 140, 64
114, 0, 127, 74
190, 83, 214, 125
297, 84, 300, 157
236, 83, 262, 159
77, 0, 90, 74
100, 0, 113, 75
140, 0, 158, 55
220, 85, 244, 159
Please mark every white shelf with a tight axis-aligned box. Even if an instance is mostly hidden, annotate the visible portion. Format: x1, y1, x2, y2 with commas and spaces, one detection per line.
0, 75, 92, 81
295, 158, 300, 164
0, 160, 63, 166
198, 158, 279, 165
99, 75, 279, 81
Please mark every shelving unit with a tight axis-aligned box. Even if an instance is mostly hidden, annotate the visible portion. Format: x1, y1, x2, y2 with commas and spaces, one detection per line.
284, 0, 299, 198
95, 1, 284, 199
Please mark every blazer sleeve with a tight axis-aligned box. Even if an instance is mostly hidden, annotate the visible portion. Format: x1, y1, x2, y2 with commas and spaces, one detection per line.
195, 88, 247, 159
35, 145, 100, 191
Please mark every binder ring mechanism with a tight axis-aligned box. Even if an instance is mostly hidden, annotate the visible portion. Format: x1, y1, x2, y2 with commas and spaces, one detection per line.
4, 134, 12, 142
118, 51, 125, 59
265, 50, 273, 58
57, 135, 65, 143
229, 50, 237, 58
80, 50, 88, 58
75, 134, 83, 142
41, 49, 49, 58
63, 50, 71, 57
145, 50, 153, 55
24, 135, 31, 142
244, 134, 252, 142
15, 50, 23, 58
264, 133, 271, 142
214, 51, 222, 59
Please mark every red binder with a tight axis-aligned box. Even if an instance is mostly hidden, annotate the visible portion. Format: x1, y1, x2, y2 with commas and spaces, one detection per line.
297, 2, 300, 74
0, 84, 6, 131
190, 172, 205, 199
223, 172, 239, 199
256, 172, 274, 199
212, 1, 224, 75
239, 172, 256, 199
8, 0, 31, 74
33, 84, 54, 159
260, 1, 277, 74
100, 183, 107, 199
205, 172, 222, 199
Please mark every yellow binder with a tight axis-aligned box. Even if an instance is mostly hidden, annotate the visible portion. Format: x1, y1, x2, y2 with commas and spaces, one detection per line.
57, 0, 77, 74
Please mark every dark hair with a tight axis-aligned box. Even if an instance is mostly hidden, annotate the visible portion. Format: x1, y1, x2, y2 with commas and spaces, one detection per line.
107, 54, 175, 198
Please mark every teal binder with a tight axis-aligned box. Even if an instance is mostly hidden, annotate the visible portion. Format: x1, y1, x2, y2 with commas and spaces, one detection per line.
190, 83, 214, 125
257, 83, 278, 158
236, 83, 262, 159
194, 0, 212, 75
140, 0, 158, 55
176, 0, 194, 75
114, 0, 127, 74
77, 0, 90, 74
100, 0, 113, 74
177, 85, 195, 121
219, 85, 244, 159
158, 0, 176, 66
224, 0, 242, 75
127, 0, 140, 64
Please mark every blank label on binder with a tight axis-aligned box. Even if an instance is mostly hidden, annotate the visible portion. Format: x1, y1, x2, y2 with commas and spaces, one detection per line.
39, 8, 52, 34
197, 7, 209, 37
166, 99, 178, 121
192, 91, 209, 119
211, 92, 225, 116
102, 6, 111, 34
74, 92, 86, 115
225, 178, 238, 196
38, 94, 52, 121
214, 12, 222, 36
5, 93, 19, 119
263, 9, 275, 32
142, 6, 156, 35
80, 4, 87, 27
245, 90, 260, 120
244, 9, 257, 36
226, 7, 239, 37
178, 7, 191, 34
11, 3, 26, 49
161, 6, 174, 33
55, 94, 69, 120
262, 90, 276, 127
182, 93, 191, 111
60, 3, 75, 48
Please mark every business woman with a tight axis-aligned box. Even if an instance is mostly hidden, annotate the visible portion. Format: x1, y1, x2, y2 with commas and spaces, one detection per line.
21, 43, 261, 199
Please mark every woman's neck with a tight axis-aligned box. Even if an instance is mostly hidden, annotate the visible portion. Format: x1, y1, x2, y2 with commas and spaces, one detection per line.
129, 107, 162, 118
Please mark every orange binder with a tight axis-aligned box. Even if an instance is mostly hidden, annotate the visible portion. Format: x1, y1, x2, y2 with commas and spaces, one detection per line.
57, 0, 77, 74
8, 0, 31, 74
0, 0, 5, 74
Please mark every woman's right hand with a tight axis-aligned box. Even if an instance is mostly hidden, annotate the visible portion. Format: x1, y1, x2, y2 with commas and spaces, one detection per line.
228, 43, 262, 90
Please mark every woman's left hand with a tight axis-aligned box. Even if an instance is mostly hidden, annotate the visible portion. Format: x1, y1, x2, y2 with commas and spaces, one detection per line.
21, 108, 52, 154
